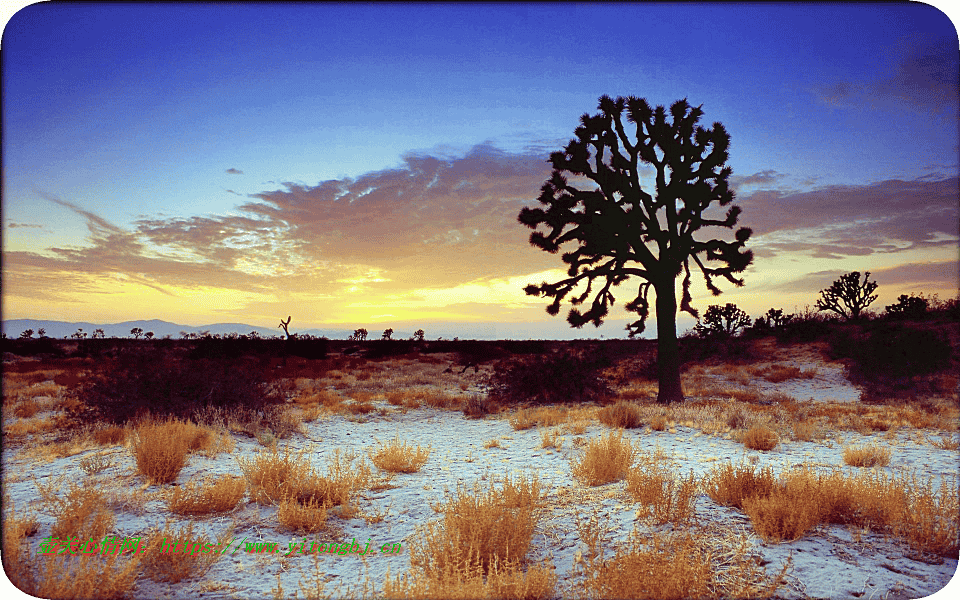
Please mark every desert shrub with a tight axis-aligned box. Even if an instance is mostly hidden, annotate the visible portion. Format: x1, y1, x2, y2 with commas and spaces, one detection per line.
238, 447, 370, 509
741, 425, 779, 451
131, 418, 195, 484
626, 464, 698, 526
75, 348, 282, 424
598, 401, 643, 429
571, 431, 636, 486
368, 436, 431, 473
277, 496, 329, 534
741, 470, 823, 542
486, 349, 613, 404
649, 414, 668, 431
703, 463, 777, 509
410, 474, 542, 577
843, 444, 891, 467
462, 395, 495, 418
141, 520, 226, 583
540, 427, 563, 449
48, 484, 115, 542
93, 425, 126, 445
829, 323, 952, 399
168, 474, 246, 515
32, 553, 141, 600
13, 398, 42, 418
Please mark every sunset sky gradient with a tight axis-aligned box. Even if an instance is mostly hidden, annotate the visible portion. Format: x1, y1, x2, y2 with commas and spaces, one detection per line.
3, 3, 958, 339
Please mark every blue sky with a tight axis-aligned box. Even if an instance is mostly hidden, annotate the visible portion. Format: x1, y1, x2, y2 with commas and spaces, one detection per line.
2, 2, 958, 338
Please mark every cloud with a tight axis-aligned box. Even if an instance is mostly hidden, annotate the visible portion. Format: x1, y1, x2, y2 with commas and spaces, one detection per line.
740, 176, 959, 259
7, 222, 43, 229
730, 170, 786, 190
815, 37, 959, 116
225, 168, 243, 175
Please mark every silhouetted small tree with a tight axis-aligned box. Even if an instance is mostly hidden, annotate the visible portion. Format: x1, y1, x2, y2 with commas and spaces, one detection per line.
92, 328, 105, 339
518, 95, 753, 403
382, 328, 393, 341
130, 327, 143, 339
19, 329, 34, 339
885, 294, 928, 319
413, 329, 425, 341
816, 271, 878, 321
278, 316, 292, 339
352, 328, 368, 342
764, 308, 793, 328
695, 303, 751, 337
37, 328, 46, 338
145, 331, 154, 340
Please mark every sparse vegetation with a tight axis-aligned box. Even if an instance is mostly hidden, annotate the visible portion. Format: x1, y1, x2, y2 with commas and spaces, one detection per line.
571, 430, 636, 486
368, 436, 431, 473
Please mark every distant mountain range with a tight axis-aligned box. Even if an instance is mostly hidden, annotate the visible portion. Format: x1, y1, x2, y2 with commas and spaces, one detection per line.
1, 319, 349, 340
2, 318, 651, 341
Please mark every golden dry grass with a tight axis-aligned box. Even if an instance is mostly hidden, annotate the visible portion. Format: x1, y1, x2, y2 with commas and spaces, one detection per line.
625, 464, 698, 526
131, 418, 195, 484
843, 444, 892, 467
410, 473, 544, 578
31, 553, 142, 600
46, 483, 115, 542
598, 401, 643, 429
484, 438, 501, 449
141, 520, 227, 583
368, 436, 431, 473
741, 425, 779, 451
540, 427, 562, 449
276, 495, 330, 534
703, 463, 777, 510
571, 430, 636, 487
13, 398, 43, 418
168, 474, 246, 515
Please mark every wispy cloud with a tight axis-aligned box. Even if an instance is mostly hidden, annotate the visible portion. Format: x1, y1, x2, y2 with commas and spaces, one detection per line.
815, 37, 959, 116
225, 168, 243, 175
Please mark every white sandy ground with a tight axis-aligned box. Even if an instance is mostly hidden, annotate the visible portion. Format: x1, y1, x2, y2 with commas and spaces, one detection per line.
2, 358, 958, 600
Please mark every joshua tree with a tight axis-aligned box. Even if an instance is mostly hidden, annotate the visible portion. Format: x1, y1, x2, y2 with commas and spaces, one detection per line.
144, 331, 154, 340
413, 329, 425, 341
518, 95, 753, 403
382, 328, 394, 341
695, 303, 752, 337
278, 316, 292, 339
816, 271, 878, 321
19, 329, 33, 339
352, 328, 368, 342
37, 328, 46, 338
91, 328, 105, 339
130, 327, 143, 339
72, 329, 87, 339
764, 308, 793, 328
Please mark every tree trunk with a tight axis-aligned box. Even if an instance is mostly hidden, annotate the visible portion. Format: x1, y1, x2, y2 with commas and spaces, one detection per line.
655, 281, 685, 404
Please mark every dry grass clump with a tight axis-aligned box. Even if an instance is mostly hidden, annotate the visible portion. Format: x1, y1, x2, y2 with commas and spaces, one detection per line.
168, 474, 246, 515
509, 405, 568, 431
509, 408, 537, 430
598, 401, 643, 429
131, 418, 195, 484
31, 552, 142, 600
625, 464, 698, 526
277, 496, 330, 534
741, 470, 823, 542
78, 452, 115, 475
571, 430, 636, 486
383, 559, 556, 600
93, 425, 127, 445
2, 501, 40, 591
13, 398, 43, 418
741, 425, 779, 451
703, 463, 777, 509
574, 515, 786, 600
931, 433, 960, 450
411, 473, 543, 579
540, 427, 563, 449
238, 446, 371, 513
368, 435, 431, 473
843, 443, 892, 467
791, 420, 818, 442
346, 400, 376, 414
648, 414, 668, 431
142, 520, 227, 583
47, 483, 116, 542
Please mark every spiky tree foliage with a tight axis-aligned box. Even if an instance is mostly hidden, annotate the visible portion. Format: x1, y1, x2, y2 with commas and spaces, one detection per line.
696, 303, 752, 337
764, 308, 793, 328
413, 329, 425, 341
815, 272, 878, 321
19, 329, 33, 339
518, 95, 753, 403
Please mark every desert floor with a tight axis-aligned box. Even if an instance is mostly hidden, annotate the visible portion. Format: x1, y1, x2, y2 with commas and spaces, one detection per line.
2, 340, 958, 599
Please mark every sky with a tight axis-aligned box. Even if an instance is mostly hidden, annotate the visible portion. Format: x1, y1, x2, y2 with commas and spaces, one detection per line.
2, 2, 958, 339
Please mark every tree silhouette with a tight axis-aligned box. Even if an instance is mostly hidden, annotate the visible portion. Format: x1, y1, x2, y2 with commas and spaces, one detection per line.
885, 294, 928, 319
19, 329, 33, 339
695, 303, 751, 337
413, 329, 425, 341
518, 95, 753, 403
816, 272, 878, 321
278, 316, 292, 339
130, 327, 143, 339
38, 328, 46, 338
145, 331, 155, 340
92, 328, 105, 339
352, 328, 368, 342
382, 328, 394, 341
